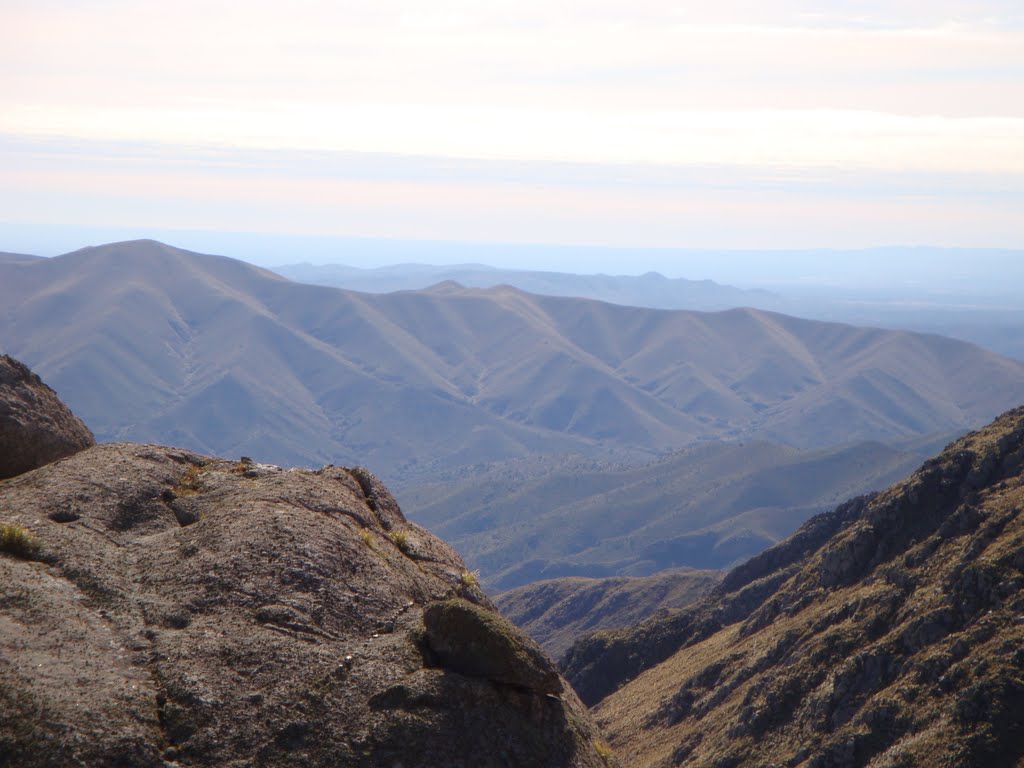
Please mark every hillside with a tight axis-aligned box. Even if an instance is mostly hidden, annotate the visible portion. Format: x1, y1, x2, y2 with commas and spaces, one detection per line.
496, 570, 721, 660
564, 406, 1024, 768
406, 440, 925, 589
0, 358, 608, 767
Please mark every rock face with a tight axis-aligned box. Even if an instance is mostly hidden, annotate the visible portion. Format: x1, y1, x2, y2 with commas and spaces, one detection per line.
568, 406, 1024, 768
0, 354, 94, 479
0, 446, 608, 767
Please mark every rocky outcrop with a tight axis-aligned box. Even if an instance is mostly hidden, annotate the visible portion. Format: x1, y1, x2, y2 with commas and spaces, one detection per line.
578, 406, 1024, 768
423, 598, 563, 695
0, 444, 609, 767
0, 354, 94, 479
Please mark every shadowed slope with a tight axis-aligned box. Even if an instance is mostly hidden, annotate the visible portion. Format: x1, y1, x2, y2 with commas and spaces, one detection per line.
0, 354, 94, 479
496, 570, 722, 660
407, 440, 926, 589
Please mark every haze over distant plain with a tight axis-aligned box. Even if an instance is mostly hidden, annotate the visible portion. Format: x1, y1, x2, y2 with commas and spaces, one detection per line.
2, 0, 1022, 267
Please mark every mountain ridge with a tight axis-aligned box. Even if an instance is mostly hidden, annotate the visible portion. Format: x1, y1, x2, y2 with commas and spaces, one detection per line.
272, 261, 782, 312
3, 241, 1021, 477
565, 405, 1024, 767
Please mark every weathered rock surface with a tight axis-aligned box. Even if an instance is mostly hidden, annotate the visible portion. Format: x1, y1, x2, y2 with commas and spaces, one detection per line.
569, 406, 1024, 768
0, 445, 609, 767
423, 598, 563, 695
0, 354, 94, 479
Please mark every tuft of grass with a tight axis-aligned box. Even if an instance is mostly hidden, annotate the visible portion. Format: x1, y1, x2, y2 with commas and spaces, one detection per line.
0, 522, 40, 559
388, 529, 412, 554
594, 739, 615, 764
459, 569, 481, 590
358, 528, 374, 548
174, 463, 205, 497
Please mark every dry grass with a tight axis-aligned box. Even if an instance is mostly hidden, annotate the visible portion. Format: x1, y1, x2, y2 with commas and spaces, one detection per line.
0, 522, 40, 559
459, 569, 481, 590
388, 529, 412, 554
175, 463, 205, 496
594, 739, 615, 764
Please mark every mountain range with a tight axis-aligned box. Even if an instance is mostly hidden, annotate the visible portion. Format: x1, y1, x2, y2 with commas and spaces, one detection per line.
274, 262, 784, 313
3, 240, 1024, 590
4, 241, 1022, 470
276, 258, 1024, 362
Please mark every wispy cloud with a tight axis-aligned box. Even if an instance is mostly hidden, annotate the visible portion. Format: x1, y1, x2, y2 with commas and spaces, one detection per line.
0, 0, 1021, 250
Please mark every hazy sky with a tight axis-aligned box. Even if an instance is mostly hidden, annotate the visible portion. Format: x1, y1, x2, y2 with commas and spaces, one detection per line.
2, 1, 1022, 264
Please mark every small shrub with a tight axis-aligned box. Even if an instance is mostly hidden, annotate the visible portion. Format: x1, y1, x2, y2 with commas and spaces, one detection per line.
0, 523, 40, 559
459, 569, 481, 590
389, 529, 412, 554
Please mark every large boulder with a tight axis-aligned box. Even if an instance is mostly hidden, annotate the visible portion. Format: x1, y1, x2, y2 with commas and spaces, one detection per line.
0, 445, 609, 767
423, 598, 563, 695
0, 354, 94, 479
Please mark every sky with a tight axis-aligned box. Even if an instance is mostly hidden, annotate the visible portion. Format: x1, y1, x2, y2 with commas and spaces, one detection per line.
1, 0, 1023, 270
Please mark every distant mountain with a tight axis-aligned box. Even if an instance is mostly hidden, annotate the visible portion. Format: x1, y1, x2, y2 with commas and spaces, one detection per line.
274, 259, 1024, 362
4, 240, 1024, 592
564, 406, 1024, 767
273, 261, 783, 312
405, 440, 927, 589
495, 569, 721, 661
3, 241, 1022, 473
0, 251, 40, 265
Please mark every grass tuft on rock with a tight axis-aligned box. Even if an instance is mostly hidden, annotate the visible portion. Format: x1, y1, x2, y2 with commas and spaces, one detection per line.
389, 529, 412, 554
594, 739, 615, 764
0, 522, 40, 559
459, 569, 480, 590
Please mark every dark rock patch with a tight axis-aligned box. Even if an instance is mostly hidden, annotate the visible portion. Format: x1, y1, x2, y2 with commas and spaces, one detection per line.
0, 354, 94, 480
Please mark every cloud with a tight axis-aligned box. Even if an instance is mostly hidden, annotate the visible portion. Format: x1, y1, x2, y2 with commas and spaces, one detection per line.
1, 135, 1020, 250
0, 1, 1021, 249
